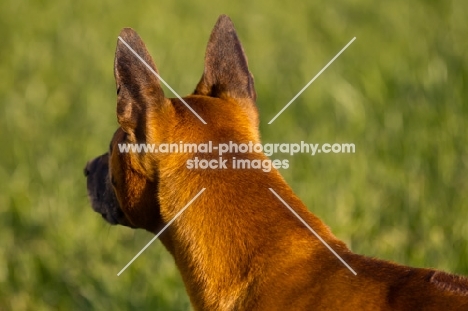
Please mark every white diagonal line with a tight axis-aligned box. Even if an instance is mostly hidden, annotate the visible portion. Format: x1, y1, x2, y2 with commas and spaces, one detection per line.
269, 188, 357, 275
117, 188, 206, 276
268, 37, 356, 124
118, 37, 207, 125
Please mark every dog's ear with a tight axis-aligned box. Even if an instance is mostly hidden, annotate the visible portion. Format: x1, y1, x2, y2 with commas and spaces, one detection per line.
194, 15, 256, 102
114, 28, 166, 142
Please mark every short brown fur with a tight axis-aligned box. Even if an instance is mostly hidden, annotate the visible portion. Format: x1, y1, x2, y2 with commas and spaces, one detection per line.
85, 15, 468, 310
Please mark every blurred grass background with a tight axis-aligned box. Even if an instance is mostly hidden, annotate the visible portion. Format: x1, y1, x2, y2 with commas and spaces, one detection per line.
1, 0, 467, 310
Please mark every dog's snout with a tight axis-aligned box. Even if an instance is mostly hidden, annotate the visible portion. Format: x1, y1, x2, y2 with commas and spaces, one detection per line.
84, 162, 91, 177
84, 158, 98, 177
84, 154, 109, 178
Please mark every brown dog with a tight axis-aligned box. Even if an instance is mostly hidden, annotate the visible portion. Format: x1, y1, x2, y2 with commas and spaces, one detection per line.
85, 15, 468, 310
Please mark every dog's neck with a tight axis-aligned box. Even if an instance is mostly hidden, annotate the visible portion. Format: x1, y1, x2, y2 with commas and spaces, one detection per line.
156, 158, 349, 309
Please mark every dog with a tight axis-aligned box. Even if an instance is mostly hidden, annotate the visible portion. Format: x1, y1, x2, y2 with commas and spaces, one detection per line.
85, 14, 468, 310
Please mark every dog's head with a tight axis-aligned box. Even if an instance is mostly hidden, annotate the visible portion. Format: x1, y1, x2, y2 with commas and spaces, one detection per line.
84, 15, 258, 233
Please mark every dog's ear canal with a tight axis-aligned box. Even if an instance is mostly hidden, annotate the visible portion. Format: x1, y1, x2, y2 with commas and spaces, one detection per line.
194, 15, 256, 102
114, 28, 166, 141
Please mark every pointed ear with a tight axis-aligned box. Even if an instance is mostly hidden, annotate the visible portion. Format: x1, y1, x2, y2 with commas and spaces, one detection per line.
114, 28, 166, 141
194, 15, 256, 101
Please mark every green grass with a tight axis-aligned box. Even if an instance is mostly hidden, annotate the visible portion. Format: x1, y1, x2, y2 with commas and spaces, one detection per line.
1, 0, 467, 309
